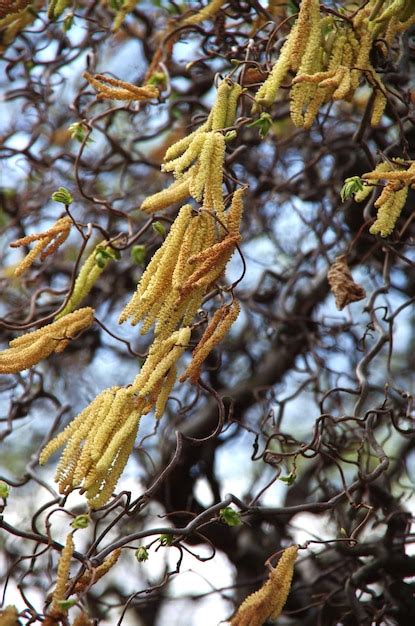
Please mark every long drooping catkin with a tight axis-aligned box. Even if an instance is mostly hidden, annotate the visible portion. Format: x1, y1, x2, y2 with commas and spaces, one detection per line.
230, 546, 298, 626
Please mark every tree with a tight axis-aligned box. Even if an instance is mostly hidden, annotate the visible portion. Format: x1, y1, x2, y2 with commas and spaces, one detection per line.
1, 0, 415, 624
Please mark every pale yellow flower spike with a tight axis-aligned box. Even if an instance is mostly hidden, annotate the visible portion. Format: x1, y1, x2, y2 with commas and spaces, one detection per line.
140, 172, 192, 213
291, 0, 323, 71
51, 533, 74, 613
0, 308, 94, 374
254, 36, 293, 108
205, 132, 226, 213
10, 215, 72, 277
225, 83, 243, 128
189, 132, 217, 202
230, 545, 298, 626
182, 0, 226, 26
226, 188, 245, 235
94, 409, 139, 474
362, 167, 415, 183
84, 72, 159, 101
350, 27, 371, 92
172, 216, 200, 289
211, 80, 233, 130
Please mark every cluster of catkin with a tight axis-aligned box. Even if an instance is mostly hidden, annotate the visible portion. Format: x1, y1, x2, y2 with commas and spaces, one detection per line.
354, 160, 414, 236
9, 215, 72, 277
83, 72, 159, 102
230, 545, 298, 626
0, 308, 94, 375
40, 327, 190, 506
254, 0, 415, 129
39, 80, 244, 507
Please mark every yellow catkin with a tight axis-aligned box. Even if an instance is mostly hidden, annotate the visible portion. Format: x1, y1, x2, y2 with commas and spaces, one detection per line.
370, 184, 408, 236
254, 36, 293, 107
189, 132, 216, 202
51, 533, 74, 612
73, 549, 121, 592
56, 242, 115, 319
0, 308, 94, 374
362, 168, 415, 182
204, 132, 226, 213
10, 216, 71, 277
350, 27, 371, 90
140, 174, 191, 213
230, 545, 298, 626
211, 80, 233, 130
83, 72, 159, 101
181, 0, 226, 25
172, 216, 200, 289
180, 300, 240, 383
182, 247, 235, 296
225, 83, 243, 127
333, 67, 352, 100
290, 0, 318, 71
